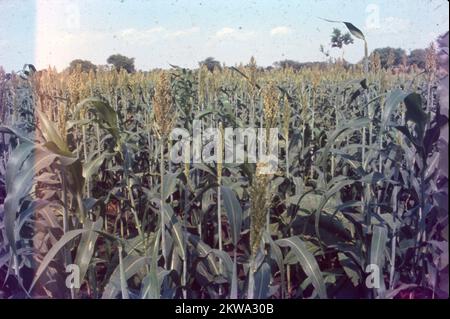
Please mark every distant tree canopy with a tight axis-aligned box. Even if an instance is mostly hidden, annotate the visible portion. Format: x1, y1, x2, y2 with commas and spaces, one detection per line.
273, 59, 303, 71
369, 47, 406, 69
68, 59, 97, 73
199, 57, 221, 72
107, 54, 136, 73
408, 49, 427, 69
330, 28, 354, 50
273, 59, 330, 71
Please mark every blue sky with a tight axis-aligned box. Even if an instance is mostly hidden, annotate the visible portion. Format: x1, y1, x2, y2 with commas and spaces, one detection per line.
0, 0, 448, 72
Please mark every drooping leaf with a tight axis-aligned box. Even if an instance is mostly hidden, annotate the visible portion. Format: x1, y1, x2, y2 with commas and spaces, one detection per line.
29, 229, 88, 293
338, 253, 361, 286
221, 186, 243, 246
0, 126, 34, 144
83, 153, 113, 180
163, 204, 186, 261
37, 110, 70, 154
319, 18, 365, 40
74, 217, 103, 292
318, 117, 370, 172
263, 232, 286, 298
75, 98, 120, 142
343, 22, 365, 40
252, 262, 271, 299
276, 236, 327, 299
102, 255, 150, 299
404, 92, 427, 142
404, 93, 426, 125
187, 234, 220, 276
211, 249, 233, 281
382, 89, 408, 129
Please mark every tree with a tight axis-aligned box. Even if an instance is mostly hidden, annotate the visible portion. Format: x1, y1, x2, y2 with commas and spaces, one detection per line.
273, 60, 329, 71
330, 28, 354, 59
107, 54, 136, 73
408, 49, 427, 69
68, 59, 97, 73
198, 57, 221, 72
369, 47, 406, 69
273, 59, 302, 71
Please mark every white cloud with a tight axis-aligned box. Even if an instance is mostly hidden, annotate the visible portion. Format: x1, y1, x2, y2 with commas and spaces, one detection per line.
116, 26, 200, 42
270, 26, 292, 36
117, 27, 165, 43
167, 27, 200, 38
216, 27, 235, 38
214, 27, 256, 40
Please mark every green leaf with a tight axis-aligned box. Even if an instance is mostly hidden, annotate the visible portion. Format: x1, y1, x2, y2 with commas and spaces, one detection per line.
187, 234, 220, 276
141, 229, 160, 299
381, 89, 408, 129
0, 126, 34, 144
141, 268, 171, 300
5, 143, 63, 254
370, 225, 388, 267
29, 229, 88, 293
221, 186, 243, 246
118, 246, 129, 299
314, 178, 355, 245
211, 249, 233, 281
263, 232, 286, 298
404, 93, 426, 125
66, 118, 92, 130
5, 142, 34, 194
319, 18, 365, 40
338, 253, 360, 286
4, 142, 34, 253
318, 117, 370, 172
75, 98, 120, 142
102, 255, 150, 299
404, 92, 427, 142
194, 109, 215, 120
370, 225, 388, 298
193, 163, 216, 177
15, 199, 50, 239
83, 153, 113, 180
358, 172, 386, 184
163, 204, 186, 260
276, 236, 327, 299
162, 173, 178, 200
253, 262, 271, 299
37, 110, 70, 154
74, 217, 103, 292
343, 22, 365, 40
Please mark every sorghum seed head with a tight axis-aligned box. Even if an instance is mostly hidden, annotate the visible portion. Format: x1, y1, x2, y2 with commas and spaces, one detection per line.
152, 72, 176, 139
263, 81, 279, 130
249, 161, 272, 258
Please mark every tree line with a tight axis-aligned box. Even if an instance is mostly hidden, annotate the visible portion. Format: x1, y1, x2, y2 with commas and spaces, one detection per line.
67, 28, 433, 74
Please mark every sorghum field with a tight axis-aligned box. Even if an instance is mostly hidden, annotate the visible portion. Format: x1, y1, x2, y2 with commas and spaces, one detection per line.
0, 25, 448, 299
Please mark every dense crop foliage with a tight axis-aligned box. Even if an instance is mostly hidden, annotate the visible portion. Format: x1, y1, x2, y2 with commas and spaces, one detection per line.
0, 32, 448, 299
